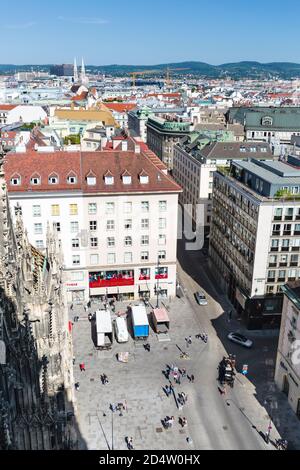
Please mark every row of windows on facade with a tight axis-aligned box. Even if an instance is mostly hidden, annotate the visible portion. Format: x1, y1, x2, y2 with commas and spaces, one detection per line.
272, 223, 300, 235
273, 207, 300, 219
66, 234, 166, 248
269, 254, 299, 266
32, 200, 168, 217
33, 218, 167, 234
71, 251, 167, 266
270, 238, 300, 249
267, 269, 300, 281
10, 173, 150, 186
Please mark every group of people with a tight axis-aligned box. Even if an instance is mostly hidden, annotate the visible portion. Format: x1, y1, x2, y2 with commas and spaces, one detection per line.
163, 415, 187, 429
163, 365, 195, 385
163, 416, 175, 429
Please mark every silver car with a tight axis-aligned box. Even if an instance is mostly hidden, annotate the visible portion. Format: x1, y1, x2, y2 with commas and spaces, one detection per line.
194, 291, 208, 306
227, 332, 253, 348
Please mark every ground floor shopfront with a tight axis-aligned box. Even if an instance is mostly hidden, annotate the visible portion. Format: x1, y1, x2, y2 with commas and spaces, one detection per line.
275, 354, 300, 420
64, 263, 177, 304
208, 252, 283, 329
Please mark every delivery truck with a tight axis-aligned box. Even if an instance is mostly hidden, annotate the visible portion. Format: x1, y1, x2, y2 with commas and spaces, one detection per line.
131, 305, 149, 339
95, 310, 113, 349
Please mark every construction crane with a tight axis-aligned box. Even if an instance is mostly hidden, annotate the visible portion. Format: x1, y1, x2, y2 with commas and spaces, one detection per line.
129, 70, 160, 87
165, 67, 190, 86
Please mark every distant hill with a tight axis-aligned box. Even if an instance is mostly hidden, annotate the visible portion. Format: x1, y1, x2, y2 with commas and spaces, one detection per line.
2, 61, 300, 79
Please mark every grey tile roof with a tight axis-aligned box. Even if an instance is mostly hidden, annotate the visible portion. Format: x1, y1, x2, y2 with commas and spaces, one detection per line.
233, 159, 300, 185
228, 107, 300, 130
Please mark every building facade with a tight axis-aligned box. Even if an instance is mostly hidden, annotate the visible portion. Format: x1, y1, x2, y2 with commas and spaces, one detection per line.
173, 138, 273, 232
4, 149, 181, 304
128, 108, 152, 142
275, 281, 300, 419
50, 64, 74, 77
146, 116, 191, 170
227, 107, 300, 144
209, 159, 300, 329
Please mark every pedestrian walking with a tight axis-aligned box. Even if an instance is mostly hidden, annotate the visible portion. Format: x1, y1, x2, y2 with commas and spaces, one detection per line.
190, 374, 195, 383
70, 303, 73, 310
75, 382, 80, 391
73, 356, 76, 365
181, 368, 187, 378
110, 403, 117, 413
126, 436, 134, 450
88, 312, 92, 321
188, 335, 192, 344
79, 363, 85, 372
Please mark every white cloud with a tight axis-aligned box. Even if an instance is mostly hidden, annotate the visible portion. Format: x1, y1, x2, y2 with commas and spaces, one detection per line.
4, 21, 36, 29
58, 16, 109, 25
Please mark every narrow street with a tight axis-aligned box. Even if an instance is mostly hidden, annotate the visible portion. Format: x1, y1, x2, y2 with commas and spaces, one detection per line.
177, 237, 300, 449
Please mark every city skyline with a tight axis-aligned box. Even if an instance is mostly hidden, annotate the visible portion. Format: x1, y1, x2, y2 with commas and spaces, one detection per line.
2, 0, 300, 65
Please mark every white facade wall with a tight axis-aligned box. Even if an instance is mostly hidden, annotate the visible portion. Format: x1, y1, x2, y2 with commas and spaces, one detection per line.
173, 145, 228, 225
9, 191, 178, 303
251, 204, 273, 296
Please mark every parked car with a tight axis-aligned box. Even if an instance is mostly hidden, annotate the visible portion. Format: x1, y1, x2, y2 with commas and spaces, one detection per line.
227, 332, 253, 348
194, 291, 208, 306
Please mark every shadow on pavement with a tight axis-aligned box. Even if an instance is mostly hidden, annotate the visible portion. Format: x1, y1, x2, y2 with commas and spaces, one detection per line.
177, 237, 300, 450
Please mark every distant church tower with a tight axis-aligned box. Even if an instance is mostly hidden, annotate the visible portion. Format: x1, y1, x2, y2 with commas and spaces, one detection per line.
73, 57, 78, 83
80, 57, 89, 85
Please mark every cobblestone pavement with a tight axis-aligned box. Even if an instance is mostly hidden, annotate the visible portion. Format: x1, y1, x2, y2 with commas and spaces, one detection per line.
70, 290, 282, 450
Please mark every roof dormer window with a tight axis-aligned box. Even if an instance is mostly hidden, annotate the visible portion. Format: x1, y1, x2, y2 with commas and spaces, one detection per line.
48, 174, 59, 184
67, 175, 77, 184
30, 174, 41, 186
104, 171, 114, 185
87, 176, 96, 185
86, 170, 96, 186
139, 170, 149, 184
122, 170, 131, 185
10, 175, 21, 186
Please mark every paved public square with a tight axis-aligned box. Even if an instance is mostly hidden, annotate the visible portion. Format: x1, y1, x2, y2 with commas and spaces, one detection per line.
71, 279, 283, 450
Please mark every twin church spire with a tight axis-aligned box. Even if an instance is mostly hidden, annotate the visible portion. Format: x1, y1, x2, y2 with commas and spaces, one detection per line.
73, 57, 88, 84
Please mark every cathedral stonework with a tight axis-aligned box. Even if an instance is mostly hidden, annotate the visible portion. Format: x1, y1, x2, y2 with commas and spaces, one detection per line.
0, 150, 77, 449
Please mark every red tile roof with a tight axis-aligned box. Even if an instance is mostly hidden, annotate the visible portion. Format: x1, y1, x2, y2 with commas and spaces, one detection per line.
105, 103, 136, 113
4, 150, 181, 194
0, 104, 17, 111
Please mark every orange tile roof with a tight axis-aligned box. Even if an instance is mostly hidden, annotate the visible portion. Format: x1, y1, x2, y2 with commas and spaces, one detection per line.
105, 102, 137, 113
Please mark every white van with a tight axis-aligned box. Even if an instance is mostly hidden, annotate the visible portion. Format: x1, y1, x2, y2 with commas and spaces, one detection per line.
95, 310, 113, 349
115, 317, 129, 343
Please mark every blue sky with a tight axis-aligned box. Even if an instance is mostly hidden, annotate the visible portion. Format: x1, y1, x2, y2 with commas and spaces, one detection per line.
2, 0, 300, 64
